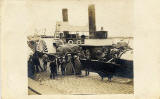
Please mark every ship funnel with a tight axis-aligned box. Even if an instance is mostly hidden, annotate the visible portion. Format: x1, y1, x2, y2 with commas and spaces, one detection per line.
62, 8, 68, 22
88, 4, 96, 38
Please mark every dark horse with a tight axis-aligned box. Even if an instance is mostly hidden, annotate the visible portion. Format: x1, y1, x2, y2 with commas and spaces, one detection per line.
81, 59, 118, 81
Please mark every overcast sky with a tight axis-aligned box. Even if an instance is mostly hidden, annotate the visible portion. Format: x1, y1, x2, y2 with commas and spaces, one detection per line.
26, 0, 134, 37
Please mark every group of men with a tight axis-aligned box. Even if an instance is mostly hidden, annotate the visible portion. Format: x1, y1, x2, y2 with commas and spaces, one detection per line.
28, 51, 82, 79
49, 53, 82, 79
28, 49, 115, 82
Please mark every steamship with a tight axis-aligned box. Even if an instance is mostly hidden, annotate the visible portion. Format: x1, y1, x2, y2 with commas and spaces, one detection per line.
54, 5, 108, 45
27, 4, 133, 79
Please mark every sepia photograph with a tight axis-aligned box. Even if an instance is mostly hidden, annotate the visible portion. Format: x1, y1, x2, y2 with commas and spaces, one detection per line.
26, 0, 134, 95
2, 0, 160, 98
27, 0, 134, 95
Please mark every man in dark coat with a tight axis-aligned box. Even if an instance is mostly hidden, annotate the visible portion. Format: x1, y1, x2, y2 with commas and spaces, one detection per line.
49, 57, 57, 79
61, 56, 66, 75
32, 51, 43, 73
57, 57, 61, 72
28, 54, 35, 78
85, 50, 91, 76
